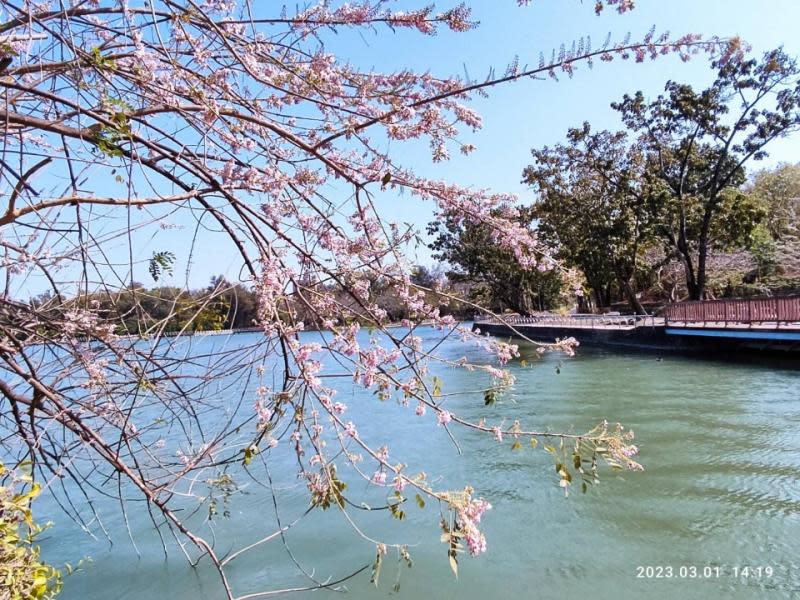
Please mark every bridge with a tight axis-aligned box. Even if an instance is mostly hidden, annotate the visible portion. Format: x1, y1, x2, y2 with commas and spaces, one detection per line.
473, 296, 800, 357
660, 296, 800, 347
663, 296, 800, 330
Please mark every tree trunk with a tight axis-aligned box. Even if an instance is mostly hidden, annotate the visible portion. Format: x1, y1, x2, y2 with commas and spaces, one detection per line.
695, 254, 707, 299
593, 287, 604, 311
695, 214, 712, 300
621, 279, 647, 315
514, 282, 535, 316
675, 205, 702, 300
683, 258, 701, 300
615, 261, 647, 315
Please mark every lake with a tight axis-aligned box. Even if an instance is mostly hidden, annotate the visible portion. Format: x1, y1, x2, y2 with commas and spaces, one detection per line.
33, 327, 800, 600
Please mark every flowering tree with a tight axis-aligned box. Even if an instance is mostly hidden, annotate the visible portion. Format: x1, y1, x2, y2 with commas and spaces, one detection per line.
0, 1, 737, 598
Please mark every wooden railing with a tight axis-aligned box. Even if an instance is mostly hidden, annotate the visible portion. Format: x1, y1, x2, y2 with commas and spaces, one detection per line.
664, 296, 800, 326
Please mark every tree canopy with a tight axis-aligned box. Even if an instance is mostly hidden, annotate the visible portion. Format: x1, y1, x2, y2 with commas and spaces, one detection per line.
614, 49, 800, 299
524, 49, 800, 306
524, 126, 661, 314
428, 208, 566, 315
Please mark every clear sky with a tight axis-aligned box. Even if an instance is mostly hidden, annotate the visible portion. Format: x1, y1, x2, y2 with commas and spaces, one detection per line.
13, 1, 800, 294
325, 0, 800, 269
241, 0, 800, 280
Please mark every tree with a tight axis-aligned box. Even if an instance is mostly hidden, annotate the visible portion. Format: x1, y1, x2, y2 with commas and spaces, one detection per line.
745, 163, 800, 286
208, 276, 259, 329
613, 49, 800, 299
410, 264, 446, 290
0, 2, 733, 597
524, 126, 662, 314
428, 208, 565, 315
747, 162, 800, 240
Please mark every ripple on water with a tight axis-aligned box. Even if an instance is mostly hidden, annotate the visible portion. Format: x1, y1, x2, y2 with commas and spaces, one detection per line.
39, 332, 800, 600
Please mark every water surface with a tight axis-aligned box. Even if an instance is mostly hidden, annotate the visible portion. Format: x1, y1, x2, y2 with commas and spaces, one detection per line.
35, 329, 800, 599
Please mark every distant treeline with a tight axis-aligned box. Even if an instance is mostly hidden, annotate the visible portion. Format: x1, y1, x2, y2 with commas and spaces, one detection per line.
29, 269, 475, 335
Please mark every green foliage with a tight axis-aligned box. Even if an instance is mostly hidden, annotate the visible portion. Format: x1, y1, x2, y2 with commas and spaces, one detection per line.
242, 445, 258, 466
751, 235, 778, 277
89, 98, 131, 158
29, 276, 257, 338
388, 492, 406, 521
524, 49, 799, 303
746, 162, 800, 240
89, 46, 116, 71
713, 189, 768, 251
431, 376, 443, 398
439, 518, 461, 578
428, 208, 564, 315
0, 463, 62, 600
0, 44, 17, 74
524, 126, 659, 314
32, 270, 473, 340
205, 473, 237, 520
546, 423, 645, 497
148, 251, 176, 282
193, 301, 229, 332
611, 48, 800, 299
134, 272, 470, 337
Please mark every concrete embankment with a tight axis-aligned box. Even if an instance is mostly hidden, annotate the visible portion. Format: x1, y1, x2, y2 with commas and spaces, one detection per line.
474, 321, 800, 358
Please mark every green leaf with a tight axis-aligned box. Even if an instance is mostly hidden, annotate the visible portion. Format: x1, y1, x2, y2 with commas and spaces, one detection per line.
573, 454, 582, 469
432, 376, 443, 397
389, 502, 405, 521
370, 551, 383, 587
243, 445, 258, 466
415, 494, 425, 509
149, 251, 176, 281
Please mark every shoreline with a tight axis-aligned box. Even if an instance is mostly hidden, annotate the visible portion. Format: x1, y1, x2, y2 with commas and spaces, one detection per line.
474, 319, 800, 363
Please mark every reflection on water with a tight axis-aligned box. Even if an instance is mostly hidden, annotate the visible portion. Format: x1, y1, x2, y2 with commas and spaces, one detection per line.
35, 329, 800, 600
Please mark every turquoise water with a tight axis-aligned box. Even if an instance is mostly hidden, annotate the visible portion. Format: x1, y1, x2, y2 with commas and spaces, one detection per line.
32, 329, 800, 599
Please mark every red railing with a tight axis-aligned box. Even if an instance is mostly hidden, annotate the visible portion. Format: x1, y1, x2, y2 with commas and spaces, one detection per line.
664, 296, 800, 325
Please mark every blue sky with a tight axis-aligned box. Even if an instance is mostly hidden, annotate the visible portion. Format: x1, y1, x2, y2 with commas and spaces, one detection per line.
332, 0, 800, 267
12, 1, 800, 295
